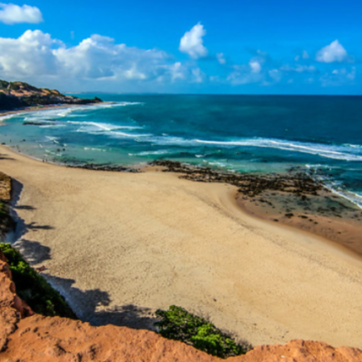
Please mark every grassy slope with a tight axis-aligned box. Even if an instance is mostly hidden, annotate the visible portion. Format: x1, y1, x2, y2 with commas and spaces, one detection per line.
0, 243, 76, 319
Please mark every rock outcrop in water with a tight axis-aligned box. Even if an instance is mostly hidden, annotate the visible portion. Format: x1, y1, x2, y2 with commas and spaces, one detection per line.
0, 79, 102, 111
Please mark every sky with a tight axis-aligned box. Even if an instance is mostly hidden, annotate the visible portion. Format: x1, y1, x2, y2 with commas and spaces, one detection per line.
0, 0, 361, 94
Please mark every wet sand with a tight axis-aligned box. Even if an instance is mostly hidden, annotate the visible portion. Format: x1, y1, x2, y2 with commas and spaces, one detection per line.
1, 145, 362, 349
237, 189, 362, 257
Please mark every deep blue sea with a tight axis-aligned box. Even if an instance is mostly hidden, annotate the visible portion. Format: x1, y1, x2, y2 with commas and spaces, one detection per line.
1, 94, 362, 208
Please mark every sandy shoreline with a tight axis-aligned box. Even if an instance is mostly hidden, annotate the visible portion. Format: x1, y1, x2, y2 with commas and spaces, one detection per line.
0, 104, 80, 120
1, 144, 362, 349
0, 102, 112, 121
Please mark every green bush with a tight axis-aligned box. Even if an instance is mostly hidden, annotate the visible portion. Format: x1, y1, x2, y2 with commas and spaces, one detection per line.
155, 305, 252, 358
0, 243, 76, 319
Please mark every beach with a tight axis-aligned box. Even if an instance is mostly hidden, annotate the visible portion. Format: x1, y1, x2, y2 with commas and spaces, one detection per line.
1, 144, 362, 349
0, 104, 82, 120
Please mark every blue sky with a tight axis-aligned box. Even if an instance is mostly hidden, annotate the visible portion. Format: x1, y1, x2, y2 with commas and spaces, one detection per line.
0, 0, 361, 94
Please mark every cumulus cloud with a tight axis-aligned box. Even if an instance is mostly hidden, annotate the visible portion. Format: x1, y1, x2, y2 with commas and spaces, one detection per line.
0, 30, 58, 76
179, 23, 208, 59
228, 63, 264, 85
320, 66, 356, 86
280, 64, 316, 73
0, 3, 43, 24
316, 40, 348, 63
0, 30, 205, 91
249, 60, 261, 73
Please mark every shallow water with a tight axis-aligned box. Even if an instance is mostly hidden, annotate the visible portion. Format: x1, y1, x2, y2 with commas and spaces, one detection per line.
1, 94, 362, 208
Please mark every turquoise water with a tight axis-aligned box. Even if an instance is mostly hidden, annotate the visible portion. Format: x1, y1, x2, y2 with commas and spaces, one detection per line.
1, 94, 362, 207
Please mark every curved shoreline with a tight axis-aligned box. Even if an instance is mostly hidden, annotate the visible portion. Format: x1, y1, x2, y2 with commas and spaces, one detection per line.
1, 144, 362, 349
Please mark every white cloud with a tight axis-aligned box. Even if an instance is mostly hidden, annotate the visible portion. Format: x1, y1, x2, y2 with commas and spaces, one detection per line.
316, 40, 348, 63
216, 53, 226, 64
295, 51, 309, 62
179, 23, 208, 59
320, 66, 356, 86
268, 69, 281, 82
228, 64, 264, 85
249, 60, 261, 73
0, 30, 201, 91
191, 68, 205, 83
0, 30, 58, 76
280, 64, 316, 73
0, 3, 43, 24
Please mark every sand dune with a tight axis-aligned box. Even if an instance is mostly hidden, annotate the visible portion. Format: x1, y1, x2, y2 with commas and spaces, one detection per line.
1, 144, 362, 348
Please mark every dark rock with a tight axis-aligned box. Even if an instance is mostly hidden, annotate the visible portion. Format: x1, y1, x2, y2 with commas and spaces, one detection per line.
67, 163, 140, 173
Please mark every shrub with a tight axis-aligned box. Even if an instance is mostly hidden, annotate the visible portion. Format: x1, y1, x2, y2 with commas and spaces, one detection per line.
155, 305, 252, 358
0, 243, 76, 319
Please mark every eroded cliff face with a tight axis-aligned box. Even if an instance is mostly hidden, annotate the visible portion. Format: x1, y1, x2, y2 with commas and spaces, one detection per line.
0, 251, 361, 362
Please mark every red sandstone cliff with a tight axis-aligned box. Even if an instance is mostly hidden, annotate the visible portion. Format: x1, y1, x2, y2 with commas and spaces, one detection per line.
0, 251, 361, 361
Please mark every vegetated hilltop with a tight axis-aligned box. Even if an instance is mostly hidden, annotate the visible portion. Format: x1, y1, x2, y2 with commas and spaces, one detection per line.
0, 79, 102, 111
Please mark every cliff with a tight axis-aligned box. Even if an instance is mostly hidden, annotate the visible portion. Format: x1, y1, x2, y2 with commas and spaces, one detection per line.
0, 79, 102, 111
0, 251, 361, 361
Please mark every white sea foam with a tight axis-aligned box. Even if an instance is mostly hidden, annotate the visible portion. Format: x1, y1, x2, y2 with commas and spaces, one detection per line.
0, 113, 19, 121
40, 124, 66, 128
67, 121, 142, 131
108, 131, 151, 138
12, 101, 143, 122
45, 136, 60, 144
133, 150, 172, 156
305, 164, 362, 209
195, 138, 362, 161
84, 147, 106, 152
320, 179, 362, 210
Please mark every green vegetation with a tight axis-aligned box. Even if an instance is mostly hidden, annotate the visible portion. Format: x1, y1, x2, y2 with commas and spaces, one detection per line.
155, 305, 252, 358
0, 80, 9, 90
0, 243, 76, 319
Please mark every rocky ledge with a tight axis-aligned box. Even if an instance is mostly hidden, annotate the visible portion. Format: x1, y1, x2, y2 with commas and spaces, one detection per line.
0, 79, 102, 111
149, 160, 324, 197
0, 250, 361, 361
66, 163, 140, 173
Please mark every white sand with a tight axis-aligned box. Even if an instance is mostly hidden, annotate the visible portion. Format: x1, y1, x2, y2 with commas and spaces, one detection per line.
1, 144, 362, 348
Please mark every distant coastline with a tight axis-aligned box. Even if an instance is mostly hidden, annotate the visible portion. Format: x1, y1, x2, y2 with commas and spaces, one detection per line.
0, 79, 102, 113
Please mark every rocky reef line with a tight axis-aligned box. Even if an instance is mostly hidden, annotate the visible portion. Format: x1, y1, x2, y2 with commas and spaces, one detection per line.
149, 160, 362, 256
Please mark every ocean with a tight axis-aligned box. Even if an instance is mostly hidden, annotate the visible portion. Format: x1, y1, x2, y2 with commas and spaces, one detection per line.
1, 94, 361, 208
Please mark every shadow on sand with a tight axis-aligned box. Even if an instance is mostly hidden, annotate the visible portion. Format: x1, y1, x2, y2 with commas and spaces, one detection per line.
8, 176, 158, 332
0, 152, 15, 161
45, 274, 157, 331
